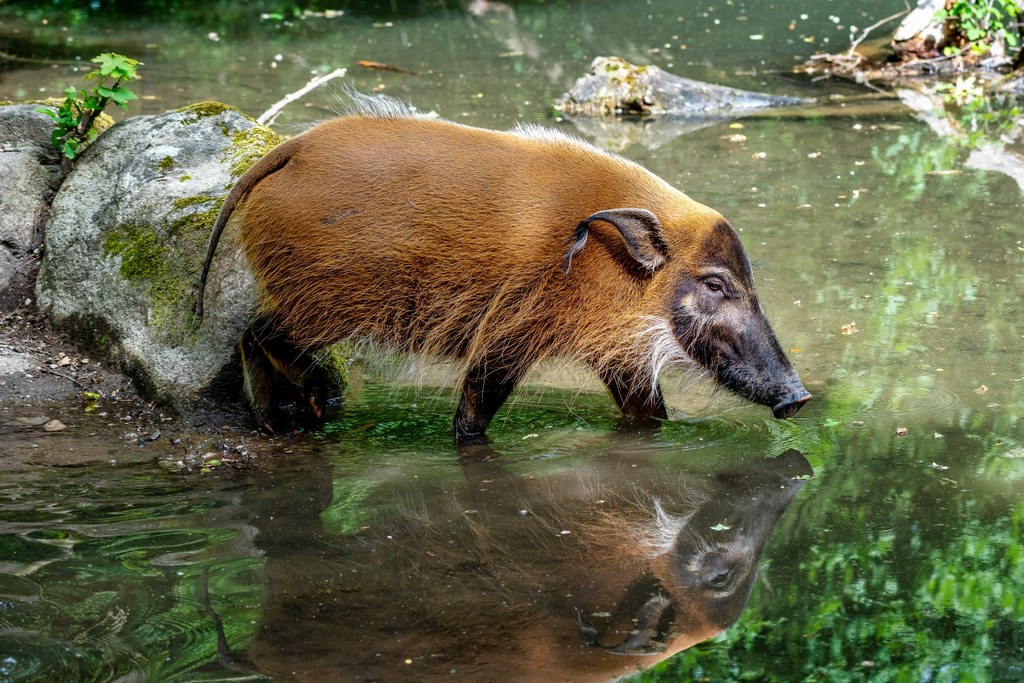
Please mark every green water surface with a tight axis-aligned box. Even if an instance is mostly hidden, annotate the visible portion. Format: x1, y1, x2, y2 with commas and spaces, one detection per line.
1, 1, 1022, 681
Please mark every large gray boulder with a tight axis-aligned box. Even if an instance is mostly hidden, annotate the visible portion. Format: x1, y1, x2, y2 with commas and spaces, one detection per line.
36, 103, 282, 407
0, 104, 63, 302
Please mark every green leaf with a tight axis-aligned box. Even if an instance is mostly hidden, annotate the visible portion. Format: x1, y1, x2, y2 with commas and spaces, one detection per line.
91, 52, 143, 81
35, 106, 59, 121
108, 86, 138, 108
62, 140, 79, 159
42, 51, 144, 159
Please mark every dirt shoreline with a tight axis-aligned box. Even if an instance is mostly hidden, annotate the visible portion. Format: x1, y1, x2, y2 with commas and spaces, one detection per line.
0, 278, 284, 470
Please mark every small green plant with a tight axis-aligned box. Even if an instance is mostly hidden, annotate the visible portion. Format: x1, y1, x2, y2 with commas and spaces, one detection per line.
37, 52, 143, 160
937, 0, 1022, 56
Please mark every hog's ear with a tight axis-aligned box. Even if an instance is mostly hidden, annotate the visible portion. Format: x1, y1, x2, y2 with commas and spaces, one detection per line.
563, 208, 670, 275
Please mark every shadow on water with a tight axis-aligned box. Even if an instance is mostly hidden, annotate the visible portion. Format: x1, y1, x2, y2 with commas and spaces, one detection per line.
232, 445, 811, 681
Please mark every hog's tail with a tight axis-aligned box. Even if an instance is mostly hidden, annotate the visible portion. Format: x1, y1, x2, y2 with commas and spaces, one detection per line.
195, 138, 297, 319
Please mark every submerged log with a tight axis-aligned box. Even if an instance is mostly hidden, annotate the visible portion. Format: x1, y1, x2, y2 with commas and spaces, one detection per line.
558, 56, 811, 117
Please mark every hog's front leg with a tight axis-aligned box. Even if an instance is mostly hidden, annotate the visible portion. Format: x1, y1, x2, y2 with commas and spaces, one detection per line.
454, 360, 523, 446
598, 367, 668, 422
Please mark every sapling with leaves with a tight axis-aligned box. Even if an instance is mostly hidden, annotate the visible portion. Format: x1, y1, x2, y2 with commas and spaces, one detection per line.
37, 52, 143, 161
937, 0, 1023, 58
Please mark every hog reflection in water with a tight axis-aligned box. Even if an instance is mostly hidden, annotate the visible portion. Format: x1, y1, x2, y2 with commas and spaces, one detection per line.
242, 449, 811, 682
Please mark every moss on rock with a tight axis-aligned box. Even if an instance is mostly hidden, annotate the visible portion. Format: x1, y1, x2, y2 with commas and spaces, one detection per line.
176, 101, 240, 124
311, 344, 352, 394
173, 102, 284, 176
101, 195, 225, 341
93, 106, 280, 344
230, 126, 283, 177
103, 223, 167, 281
171, 195, 218, 212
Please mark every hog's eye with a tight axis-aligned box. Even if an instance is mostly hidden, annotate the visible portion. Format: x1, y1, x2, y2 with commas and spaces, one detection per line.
704, 279, 724, 294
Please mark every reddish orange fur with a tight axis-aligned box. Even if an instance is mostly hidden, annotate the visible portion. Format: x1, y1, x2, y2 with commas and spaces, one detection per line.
222, 115, 725, 386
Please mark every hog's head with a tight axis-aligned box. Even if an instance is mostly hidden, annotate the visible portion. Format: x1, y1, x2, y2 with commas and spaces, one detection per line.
565, 207, 811, 419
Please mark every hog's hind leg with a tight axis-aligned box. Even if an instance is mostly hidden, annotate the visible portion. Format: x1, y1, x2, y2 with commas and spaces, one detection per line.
239, 318, 279, 431
240, 316, 333, 431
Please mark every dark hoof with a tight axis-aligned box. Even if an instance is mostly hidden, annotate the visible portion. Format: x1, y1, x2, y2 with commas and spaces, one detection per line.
305, 393, 325, 421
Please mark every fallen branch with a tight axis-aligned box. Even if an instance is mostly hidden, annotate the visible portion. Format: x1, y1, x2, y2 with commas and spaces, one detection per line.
38, 366, 91, 389
847, 8, 912, 55
257, 67, 348, 126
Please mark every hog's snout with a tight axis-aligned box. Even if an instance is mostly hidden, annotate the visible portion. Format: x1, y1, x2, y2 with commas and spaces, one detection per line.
771, 389, 812, 419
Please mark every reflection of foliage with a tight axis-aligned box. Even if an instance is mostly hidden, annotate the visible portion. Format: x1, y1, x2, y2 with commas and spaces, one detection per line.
636, 424, 1024, 683
869, 88, 1021, 199
935, 74, 985, 105
934, 82, 1023, 145
0, 465, 265, 681
871, 129, 963, 200
0, 0, 469, 28
620, 113, 1024, 683
1, 534, 263, 680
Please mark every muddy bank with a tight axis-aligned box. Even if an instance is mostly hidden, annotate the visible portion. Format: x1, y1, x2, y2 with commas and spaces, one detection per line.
0, 301, 284, 471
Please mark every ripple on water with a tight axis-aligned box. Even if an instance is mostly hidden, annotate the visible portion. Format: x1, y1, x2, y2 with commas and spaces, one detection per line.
658, 414, 759, 451
886, 384, 964, 418
0, 444, 266, 683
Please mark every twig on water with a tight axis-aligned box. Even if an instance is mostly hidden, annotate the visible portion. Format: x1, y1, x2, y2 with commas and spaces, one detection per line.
257, 67, 348, 126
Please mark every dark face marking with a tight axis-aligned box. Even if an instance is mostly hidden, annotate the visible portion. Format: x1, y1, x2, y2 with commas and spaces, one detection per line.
699, 221, 754, 288
669, 222, 810, 418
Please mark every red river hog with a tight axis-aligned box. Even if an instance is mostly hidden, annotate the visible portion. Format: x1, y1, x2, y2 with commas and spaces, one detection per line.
197, 95, 810, 444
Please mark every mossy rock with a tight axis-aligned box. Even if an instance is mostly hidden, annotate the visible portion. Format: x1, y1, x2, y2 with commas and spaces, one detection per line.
35, 103, 295, 409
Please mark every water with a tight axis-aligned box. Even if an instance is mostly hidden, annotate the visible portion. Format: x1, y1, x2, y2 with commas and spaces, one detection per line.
2, 1, 1023, 681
